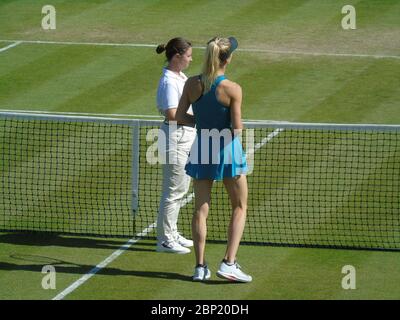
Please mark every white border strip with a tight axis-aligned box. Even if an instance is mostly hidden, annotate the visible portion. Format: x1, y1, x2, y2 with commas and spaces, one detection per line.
243, 120, 400, 131
1, 111, 398, 131
0, 41, 21, 53
0, 39, 399, 60
0, 111, 138, 125
52, 223, 156, 300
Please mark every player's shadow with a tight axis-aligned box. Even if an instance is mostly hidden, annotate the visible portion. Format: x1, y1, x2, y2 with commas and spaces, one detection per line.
0, 232, 155, 253
0, 255, 235, 284
0, 233, 242, 285
0, 258, 191, 282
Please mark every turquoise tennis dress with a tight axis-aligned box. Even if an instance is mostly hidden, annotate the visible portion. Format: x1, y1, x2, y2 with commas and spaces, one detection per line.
185, 75, 248, 181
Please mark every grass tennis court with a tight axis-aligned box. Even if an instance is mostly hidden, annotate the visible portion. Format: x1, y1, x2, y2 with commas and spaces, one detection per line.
0, 0, 399, 300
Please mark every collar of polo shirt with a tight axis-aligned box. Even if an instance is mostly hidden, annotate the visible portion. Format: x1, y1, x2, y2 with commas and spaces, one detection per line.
163, 67, 187, 81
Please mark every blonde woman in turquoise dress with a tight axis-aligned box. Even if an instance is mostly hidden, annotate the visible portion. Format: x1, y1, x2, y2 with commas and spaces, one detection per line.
176, 37, 252, 283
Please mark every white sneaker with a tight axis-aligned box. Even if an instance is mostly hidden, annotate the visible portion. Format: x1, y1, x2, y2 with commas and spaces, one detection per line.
156, 241, 190, 254
193, 265, 211, 281
175, 233, 193, 248
216, 261, 252, 283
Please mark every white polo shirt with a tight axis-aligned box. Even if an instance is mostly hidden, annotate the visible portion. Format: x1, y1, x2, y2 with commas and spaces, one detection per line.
156, 67, 192, 116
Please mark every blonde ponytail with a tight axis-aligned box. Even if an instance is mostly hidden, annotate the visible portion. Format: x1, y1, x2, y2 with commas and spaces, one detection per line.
201, 37, 231, 93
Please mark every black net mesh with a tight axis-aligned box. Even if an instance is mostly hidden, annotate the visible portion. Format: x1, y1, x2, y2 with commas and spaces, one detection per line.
1, 114, 399, 250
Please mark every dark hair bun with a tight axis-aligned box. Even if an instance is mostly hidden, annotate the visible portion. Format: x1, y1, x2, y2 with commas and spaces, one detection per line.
156, 44, 166, 54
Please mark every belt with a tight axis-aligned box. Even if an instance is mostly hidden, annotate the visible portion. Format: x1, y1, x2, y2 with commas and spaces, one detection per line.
163, 120, 195, 128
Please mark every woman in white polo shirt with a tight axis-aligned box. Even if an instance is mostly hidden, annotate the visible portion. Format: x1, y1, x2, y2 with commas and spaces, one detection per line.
155, 37, 196, 254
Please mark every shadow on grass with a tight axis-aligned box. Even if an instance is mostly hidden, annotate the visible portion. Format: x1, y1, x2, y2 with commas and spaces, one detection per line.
0, 259, 234, 284
0, 260, 189, 281
0, 233, 246, 285
0, 232, 154, 252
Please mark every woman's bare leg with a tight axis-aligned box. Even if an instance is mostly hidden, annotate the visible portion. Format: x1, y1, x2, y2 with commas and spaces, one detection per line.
223, 175, 248, 263
192, 179, 214, 265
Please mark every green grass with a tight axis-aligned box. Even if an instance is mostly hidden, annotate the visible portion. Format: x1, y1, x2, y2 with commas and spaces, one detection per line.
0, 0, 399, 300
1, 236, 400, 300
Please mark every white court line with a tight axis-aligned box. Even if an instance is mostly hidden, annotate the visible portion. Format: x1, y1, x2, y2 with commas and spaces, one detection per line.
0, 39, 399, 59
0, 109, 163, 119
0, 39, 156, 48
52, 223, 156, 300
52, 127, 282, 300
52, 176, 192, 300
0, 41, 21, 53
234, 48, 400, 60
247, 128, 284, 155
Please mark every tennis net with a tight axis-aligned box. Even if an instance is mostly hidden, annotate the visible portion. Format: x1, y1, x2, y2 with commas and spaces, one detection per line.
0, 112, 399, 250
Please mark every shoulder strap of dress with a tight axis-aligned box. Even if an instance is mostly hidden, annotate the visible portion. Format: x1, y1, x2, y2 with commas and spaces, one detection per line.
214, 75, 226, 87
